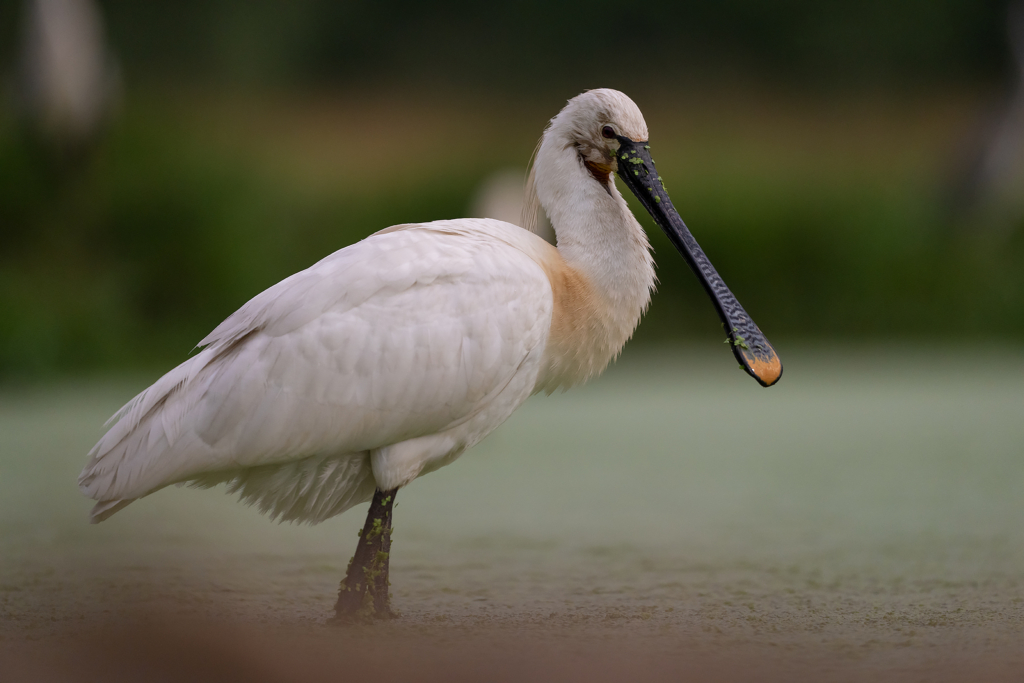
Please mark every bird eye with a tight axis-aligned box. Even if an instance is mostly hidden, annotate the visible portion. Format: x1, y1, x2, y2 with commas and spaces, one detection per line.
601, 125, 616, 139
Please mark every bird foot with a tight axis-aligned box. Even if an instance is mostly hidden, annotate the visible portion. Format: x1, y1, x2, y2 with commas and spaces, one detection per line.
330, 584, 398, 624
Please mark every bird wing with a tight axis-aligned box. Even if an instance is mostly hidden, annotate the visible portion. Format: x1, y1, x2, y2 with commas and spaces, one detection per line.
79, 220, 554, 506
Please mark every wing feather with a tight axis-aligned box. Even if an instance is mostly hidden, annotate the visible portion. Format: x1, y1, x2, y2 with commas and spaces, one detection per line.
79, 220, 554, 521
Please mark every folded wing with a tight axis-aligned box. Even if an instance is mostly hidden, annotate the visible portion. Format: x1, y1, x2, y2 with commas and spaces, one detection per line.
79, 220, 554, 520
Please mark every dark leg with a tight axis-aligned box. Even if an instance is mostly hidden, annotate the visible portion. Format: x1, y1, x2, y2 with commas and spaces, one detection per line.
331, 487, 397, 622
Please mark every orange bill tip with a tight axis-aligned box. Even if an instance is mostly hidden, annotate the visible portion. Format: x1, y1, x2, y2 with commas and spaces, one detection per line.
744, 349, 783, 387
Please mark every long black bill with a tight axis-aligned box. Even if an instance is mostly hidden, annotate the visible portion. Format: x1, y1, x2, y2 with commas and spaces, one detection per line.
615, 136, 782, 387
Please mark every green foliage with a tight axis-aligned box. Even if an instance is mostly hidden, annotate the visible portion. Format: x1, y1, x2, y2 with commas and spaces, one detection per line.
91, 0, 1009, 88
2, 90, 1024, 378
629, 172, 1024, 346
0, 102, 481, 377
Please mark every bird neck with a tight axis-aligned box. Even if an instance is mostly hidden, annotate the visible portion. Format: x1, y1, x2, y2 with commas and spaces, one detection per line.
531, 137, 655, 390
535, 139, 654, 317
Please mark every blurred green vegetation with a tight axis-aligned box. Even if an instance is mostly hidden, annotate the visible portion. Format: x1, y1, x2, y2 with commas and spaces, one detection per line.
56, 1, 1014, 87
2, 0, 1024, 378
0, 91, 508, 375
3, 86, 1023, 379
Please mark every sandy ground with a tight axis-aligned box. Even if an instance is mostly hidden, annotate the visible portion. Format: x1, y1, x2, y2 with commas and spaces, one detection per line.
1, 346, 1022, 681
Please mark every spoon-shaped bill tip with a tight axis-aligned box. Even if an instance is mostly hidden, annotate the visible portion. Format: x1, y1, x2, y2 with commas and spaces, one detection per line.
734, 338, 783, 387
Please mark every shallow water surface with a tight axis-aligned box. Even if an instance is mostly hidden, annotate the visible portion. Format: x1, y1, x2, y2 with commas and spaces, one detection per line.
1, 346, 1022, 681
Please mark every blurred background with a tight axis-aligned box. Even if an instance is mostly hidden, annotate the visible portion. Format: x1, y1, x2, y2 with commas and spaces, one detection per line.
4, 6, 1024, 676
2, 0, 1023, 379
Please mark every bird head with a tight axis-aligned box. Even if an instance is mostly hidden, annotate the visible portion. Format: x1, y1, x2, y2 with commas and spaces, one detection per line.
539, 89, 783, 388
547, 89, 649, 185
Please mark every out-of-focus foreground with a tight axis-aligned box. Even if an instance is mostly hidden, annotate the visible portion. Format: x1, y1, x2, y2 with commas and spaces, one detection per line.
2, 349, 1023, 681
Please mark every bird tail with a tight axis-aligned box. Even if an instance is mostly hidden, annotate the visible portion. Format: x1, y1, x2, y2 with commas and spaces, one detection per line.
89, 498, 135, 523
79, 349, 214, 507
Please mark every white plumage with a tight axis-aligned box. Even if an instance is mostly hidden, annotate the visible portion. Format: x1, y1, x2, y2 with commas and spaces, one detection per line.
80, 89, 659, 526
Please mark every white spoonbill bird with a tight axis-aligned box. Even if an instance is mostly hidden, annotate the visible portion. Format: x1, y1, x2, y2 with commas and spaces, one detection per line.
79, 89, 782, 620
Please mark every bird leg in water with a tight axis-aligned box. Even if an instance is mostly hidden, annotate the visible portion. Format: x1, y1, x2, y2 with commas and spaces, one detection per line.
332, 487, 398, 622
